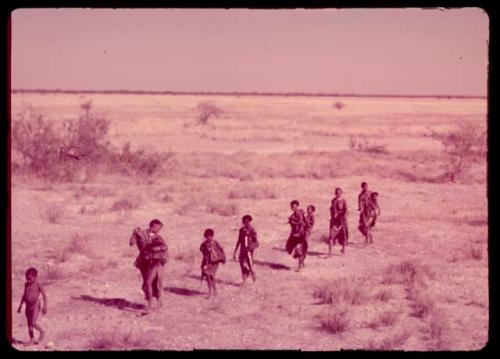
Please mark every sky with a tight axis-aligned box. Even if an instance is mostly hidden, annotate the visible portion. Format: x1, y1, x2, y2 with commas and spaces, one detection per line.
11, 8, 489, 96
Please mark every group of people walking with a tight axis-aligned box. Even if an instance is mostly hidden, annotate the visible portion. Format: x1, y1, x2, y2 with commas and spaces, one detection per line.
15, 181, 381, 344
128, 181, 381, 311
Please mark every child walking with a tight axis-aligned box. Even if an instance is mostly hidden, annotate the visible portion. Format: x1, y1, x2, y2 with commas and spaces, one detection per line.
200, 228, 226, 298
233, 214, 259, 284
17, 267, 48, 345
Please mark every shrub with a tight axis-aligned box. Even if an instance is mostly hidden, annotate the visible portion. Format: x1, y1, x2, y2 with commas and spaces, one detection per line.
333, 101, 345, 110
43, 264, 64, 282
436, 122, 486, 182
381, 260, 435, 289
469, 248, 483, 260
88, 329, 146, 350
227, 185, 278, 200
368, 311, 399, 329
373, 289, 395, 302
11, 103, 174, 182
47, 247, 72, 263
195, 101, 224, 125
348, 136, 389, 154
206, 200, 240, 217
111, 197, 140, 211
366, 331, 410, 350
427, 310, 449, 350
11, 108, 62, 175
313, 278, 368, 306
112, 143, 175, 177
68, 233, 89, 253
45, 205, 63, 224
60, 100, 110, 162
408, 290, 435, 318
318, 308, 350, 334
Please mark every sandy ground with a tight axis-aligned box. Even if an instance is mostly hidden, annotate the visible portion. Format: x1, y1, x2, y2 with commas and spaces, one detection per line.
10, 93, 488, 350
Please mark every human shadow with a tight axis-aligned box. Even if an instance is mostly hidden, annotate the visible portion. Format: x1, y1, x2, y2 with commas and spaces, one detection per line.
73, 295, 146, 311
186, 274, 241, 287
271, 246, 327, 258
164, 286, 204, 296
253, 260, 291, 271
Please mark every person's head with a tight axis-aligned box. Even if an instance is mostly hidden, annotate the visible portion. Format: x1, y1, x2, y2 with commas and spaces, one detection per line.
335, 187, 343, 197
25, 267, 38, 283
149, 219, 163, 234
370, 192, 378, 201
307, 205, 316, 214
361, 182, 368, 191
290, 200, 299, 211
242, 214, 253, 227
204, 228, 214, 240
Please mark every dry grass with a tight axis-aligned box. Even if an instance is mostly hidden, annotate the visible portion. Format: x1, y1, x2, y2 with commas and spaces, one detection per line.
47, 247, 72, 264
227, 185, 278, 200
111, 197, 140, 211
426, 310, 450, 350
43, 264, 64, 282
366, 331, 411, 350
313, 278, 368, 306
468, 248, 483, 261
367, 311, 399, 329
318, 308, 350, 334
408, 290, 435, 319
88, 329, 147, 350
381, 260, 435, 289
44, 205, 63, 224
206, 200, 240, 217
373, 289, 395, 302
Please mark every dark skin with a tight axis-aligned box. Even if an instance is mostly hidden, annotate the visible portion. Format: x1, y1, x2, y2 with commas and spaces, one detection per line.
202, 235, 217, 298
288, 203, 306, 271
145, 223, 164, 311
365, 194, 380, 244
233, 218, 256, 283
329, 189, 347, 256
17, 273, 47, 344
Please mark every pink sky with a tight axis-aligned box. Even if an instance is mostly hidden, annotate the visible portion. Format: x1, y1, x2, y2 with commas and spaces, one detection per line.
11, 8, 488, 96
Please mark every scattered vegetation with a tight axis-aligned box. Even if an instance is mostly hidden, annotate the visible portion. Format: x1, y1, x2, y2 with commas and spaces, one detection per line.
11, 103, 174, 182
318, 308, 350, 334
111, 197, 140, 211
349, 136, 389, 154
227, 185, 278, 200
333, 101, 345, 110
88, 329, 147, 350
432, 122, 486, 182
313, 278, 368, 306
44, 205, 64, 224
366, 331, 411, 350
381, 260, 435, 289
373, 289, 395, 302
43, 264, 64, 282
408, 290, 435, 319
206, 200, 240, 217
367, 311, 399, 329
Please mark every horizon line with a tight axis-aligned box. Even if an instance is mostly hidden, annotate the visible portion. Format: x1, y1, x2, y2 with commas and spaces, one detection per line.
10, 88, 487, 100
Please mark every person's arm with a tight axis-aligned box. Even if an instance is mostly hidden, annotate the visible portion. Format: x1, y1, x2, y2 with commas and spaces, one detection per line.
233, 234, 241, 260
39, 284, 48, 314
17, 290, 24, 313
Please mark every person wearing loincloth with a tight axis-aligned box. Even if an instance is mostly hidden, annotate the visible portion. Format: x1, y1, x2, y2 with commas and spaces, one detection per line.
285, 200, 308, 271
233, 214, 259, 284
200, 228, 226, 298
129, 219, 168, 312
329, 187, 349, 256
359, 192, 381, 244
